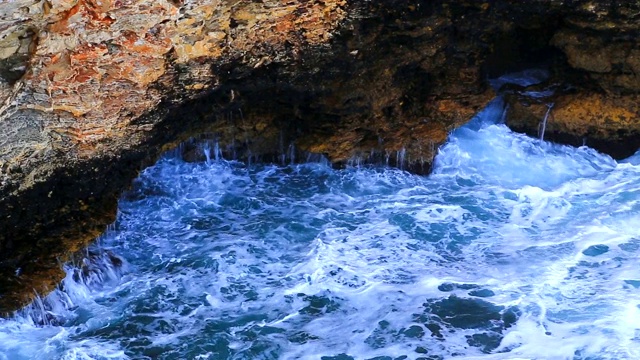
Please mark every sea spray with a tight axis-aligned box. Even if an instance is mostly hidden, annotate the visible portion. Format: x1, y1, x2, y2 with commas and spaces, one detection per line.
1, 97, 639, 359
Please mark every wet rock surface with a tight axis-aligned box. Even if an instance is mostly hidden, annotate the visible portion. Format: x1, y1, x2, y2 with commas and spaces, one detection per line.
505, 91, 640, 159
0, 0, 639, 312
503, 1, 640, 157
16, 247, 125, 326
364, 295, 519, 356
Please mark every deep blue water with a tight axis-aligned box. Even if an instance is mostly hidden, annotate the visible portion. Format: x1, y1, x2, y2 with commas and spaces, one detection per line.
1, 98, 640, 359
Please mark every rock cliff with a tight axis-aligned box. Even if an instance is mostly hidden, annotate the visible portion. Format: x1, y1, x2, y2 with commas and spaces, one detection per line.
503, 1, 640, 158
0, 0, 638, 313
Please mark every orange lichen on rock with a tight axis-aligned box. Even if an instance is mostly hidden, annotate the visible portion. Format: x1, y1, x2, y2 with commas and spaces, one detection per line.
16, 0, 347, 150
23, 0, 178, 146
505, 92, 640, 159
509, 93, 639, 137
552, 93, 639, 135
169, 0, 346, 63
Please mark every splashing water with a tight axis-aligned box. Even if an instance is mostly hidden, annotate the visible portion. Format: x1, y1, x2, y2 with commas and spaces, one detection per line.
2, 98, 640, 360
538, 103, 554, 141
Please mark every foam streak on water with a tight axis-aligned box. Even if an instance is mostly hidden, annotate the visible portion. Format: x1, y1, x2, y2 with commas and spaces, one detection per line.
2, 98, 640, 359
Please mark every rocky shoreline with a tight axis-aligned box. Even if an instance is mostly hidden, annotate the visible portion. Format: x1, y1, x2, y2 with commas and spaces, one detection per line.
0, 0, 638, 313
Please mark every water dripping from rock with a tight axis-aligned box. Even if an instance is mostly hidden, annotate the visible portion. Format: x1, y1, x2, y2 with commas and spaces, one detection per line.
3, 88, 640, 359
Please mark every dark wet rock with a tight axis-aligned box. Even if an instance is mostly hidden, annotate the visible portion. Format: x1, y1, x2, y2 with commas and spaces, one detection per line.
421, 322, 443, 340
402, 325, 426, 339
437, 282, 480, 292
288, 331, 320, 345
425, 296, 503, 329
624, 280, 640, 289
467, 332, 503, 354
469, 289, 496, 298
299, 293, 342, 317
322, 354, 355, 360
414, 295, 520, 353
582, 244, 610, 257
619, 240, 640, 252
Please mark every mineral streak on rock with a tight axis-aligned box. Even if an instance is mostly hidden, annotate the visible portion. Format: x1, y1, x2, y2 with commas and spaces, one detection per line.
0, 0, 639, 313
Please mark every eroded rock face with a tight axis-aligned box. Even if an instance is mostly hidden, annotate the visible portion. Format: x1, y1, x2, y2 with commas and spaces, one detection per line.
503, 1, 640, 155
506, 92, 640, 159
0, 0, 340, 313
0, 0, 638, 313
0, 0, 353, 313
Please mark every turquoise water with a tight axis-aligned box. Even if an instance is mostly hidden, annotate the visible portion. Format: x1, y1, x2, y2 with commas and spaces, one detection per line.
1, 98, 640, 359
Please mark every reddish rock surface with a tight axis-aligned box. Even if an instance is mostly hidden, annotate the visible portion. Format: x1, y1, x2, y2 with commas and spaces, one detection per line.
0, 0, 351, 313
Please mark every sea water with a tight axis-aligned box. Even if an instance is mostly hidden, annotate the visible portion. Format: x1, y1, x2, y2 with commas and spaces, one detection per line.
1, 98, 640, 360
